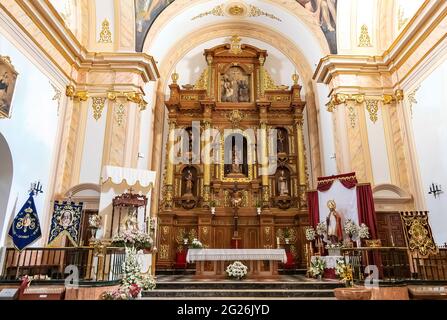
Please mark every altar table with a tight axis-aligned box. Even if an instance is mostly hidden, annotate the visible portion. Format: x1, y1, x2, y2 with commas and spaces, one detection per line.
187, 249, 287, 279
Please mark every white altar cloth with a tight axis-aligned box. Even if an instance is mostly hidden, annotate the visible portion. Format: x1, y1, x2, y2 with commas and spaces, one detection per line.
187, 249, 287, 263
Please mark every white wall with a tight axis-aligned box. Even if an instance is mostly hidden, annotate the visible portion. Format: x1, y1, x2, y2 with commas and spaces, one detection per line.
0, 33, 59, 245
365, 105, 391, 185
411, 59, 447, 245
78, 100, 107, 184
0, 133, 13, 239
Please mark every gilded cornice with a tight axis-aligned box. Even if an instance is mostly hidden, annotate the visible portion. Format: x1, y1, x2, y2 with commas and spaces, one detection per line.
1, 0, 159, 84
313, 0, 447, 91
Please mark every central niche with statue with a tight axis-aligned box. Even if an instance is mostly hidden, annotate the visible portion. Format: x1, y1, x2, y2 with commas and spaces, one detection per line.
157, 37, 310, 270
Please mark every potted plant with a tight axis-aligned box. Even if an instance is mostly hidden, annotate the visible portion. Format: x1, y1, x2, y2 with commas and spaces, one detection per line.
210, 200, 216, 215
283, 228, 291, 244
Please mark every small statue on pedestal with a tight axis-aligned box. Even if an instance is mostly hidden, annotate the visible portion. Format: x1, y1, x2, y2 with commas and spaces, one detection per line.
326, 200, 343, 244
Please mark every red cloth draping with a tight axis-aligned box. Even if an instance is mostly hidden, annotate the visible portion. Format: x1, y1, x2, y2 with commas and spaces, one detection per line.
307, 191, 320, 227
356, 184, 378, 239
317, 172, 358, 191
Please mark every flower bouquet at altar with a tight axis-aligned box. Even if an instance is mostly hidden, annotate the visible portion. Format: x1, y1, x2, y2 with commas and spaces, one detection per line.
226, 261, 248, 280
111, 229, 153, 251
308, 256, 326, 279
189, 238, 203, 249
101, 247, 156, 300
335, 258, 354, 287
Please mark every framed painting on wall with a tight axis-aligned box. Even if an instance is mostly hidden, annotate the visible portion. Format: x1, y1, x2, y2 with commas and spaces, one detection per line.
0, 56, 18, 119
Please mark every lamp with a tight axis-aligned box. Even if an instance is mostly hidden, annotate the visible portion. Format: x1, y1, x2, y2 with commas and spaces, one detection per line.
428, 183, 443, 199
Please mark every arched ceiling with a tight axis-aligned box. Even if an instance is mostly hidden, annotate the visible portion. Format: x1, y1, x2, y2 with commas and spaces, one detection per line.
141, 0, 332, 71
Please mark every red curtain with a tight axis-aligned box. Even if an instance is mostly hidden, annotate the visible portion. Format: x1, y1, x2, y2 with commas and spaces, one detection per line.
317, 172, 358, 191
307, 191, 320, 227
356, 184, 378, 239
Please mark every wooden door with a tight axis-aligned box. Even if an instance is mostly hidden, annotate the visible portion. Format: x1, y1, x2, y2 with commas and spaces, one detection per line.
376, 212, 406, 247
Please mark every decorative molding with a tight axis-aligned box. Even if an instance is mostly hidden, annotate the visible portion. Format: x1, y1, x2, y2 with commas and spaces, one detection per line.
50, 82, 62, 115
398, 5, 409, 30
347, 105, 357, 128
248, 5, 281, 22
92, 97, 106, 121
229, 35, 242, 55
326, 93, 398, 115
365, 99, 379, 123
193, 68, 208, 90
358, 24, 372, 47
191, 4, 225, 20
407, 86, 420, 117
115, 103, 125, 126
191, 3, 281, 22
98, 19, 112, 43
225, 109, 246, 128
66, 87, 148, 114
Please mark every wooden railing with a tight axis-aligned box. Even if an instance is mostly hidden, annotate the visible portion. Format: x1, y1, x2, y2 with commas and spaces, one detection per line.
342, 247, 447, 283
1, 247, 126, 284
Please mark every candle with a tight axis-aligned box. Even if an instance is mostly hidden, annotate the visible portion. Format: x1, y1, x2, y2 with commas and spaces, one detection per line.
390, 234, 395, 247
103, 214, 108, 237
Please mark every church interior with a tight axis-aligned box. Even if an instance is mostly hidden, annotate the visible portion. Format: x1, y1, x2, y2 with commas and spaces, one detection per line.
0, 0, 446, 302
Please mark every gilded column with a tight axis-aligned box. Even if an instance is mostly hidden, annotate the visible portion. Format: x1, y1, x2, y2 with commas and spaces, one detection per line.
206, 54, 213, 99
293, 81, 308, 208
259, 55, 266, 99
164, 120, 176, 210
202, 119, 212, 207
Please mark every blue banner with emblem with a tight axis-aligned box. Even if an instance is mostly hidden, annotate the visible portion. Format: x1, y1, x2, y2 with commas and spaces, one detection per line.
8, 194, 42, 251
48, 201, 83, 246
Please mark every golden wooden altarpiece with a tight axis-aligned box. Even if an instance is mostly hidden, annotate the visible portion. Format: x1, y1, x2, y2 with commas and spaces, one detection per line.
157, 40, 310, 269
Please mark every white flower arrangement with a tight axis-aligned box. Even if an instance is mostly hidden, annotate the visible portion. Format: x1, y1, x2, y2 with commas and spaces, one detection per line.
316, 222, 327, 237
101, 247, 156, 300
88, 214, 102, 228
305, 227, 316, 241
358, 223, 370, 239
309, 256, 326, 278
112, 229, 153, 251
189, 238, 203, 249
226, 261, 248, 280
343, 219, 359, 239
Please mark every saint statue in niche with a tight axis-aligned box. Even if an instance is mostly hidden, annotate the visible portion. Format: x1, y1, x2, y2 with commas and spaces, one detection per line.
277, 130, 286, 154
326, 200, 343, 244
184, 169, 194, 195
278, 170, 289, 196
231, 145, 242, 174
122, 209, 139, 232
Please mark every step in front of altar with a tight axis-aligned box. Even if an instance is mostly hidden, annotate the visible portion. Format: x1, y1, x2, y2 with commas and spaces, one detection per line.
142, 279, 343, 299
